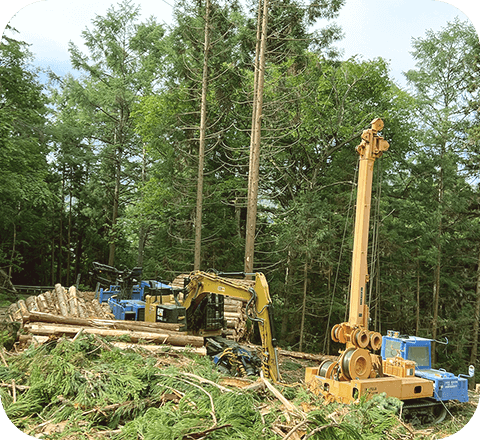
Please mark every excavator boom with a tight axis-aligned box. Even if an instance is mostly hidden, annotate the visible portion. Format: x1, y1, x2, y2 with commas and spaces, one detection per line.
179, 271, 281, 382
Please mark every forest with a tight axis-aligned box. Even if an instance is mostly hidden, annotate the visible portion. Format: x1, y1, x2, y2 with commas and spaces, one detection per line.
1, 0, 480, 376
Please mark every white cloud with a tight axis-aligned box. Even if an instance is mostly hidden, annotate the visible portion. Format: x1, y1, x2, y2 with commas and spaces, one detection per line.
3, 0, 478, 85
2, 0, 174, 75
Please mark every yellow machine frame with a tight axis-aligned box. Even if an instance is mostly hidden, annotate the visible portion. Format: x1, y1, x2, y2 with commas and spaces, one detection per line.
145, 271, 281, 382
306, 119, 436, 403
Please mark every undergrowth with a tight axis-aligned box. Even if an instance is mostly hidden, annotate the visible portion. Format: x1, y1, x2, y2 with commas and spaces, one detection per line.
0, 335, 475, 439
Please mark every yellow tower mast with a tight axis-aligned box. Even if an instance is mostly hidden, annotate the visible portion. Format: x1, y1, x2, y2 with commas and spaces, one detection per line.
349, 118, 389, 330
329, 118, 389, 379
307, 121, 442, 405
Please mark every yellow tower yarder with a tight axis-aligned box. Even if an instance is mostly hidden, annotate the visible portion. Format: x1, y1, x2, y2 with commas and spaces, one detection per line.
306, 119, 435, 404
329, 118, 389, 379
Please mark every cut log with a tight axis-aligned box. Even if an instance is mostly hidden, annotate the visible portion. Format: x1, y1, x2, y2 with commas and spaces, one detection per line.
226, 319, 239, 329
24, 323, 204, 347
54, 284, 69, 317
17, 300, 28, 317
18, 334, 50, 347
22, 311, 183, 333
6, 303, 21, 322
68, 286, 79, 318
25, 296, 39, 313
43, 291, 58, 314
77, 298, 87, 319
91, 299, 106, 319
18, 327, 205, 353
224, 304, 241, 313
277, 348, 336, 362
111, 341, 207, 355
36, 294, 48, 313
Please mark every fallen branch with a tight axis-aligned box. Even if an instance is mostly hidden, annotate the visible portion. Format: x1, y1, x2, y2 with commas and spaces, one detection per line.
0, 382, 30, 391
179, 377, 217, 426
261, 376, 301, 416
303, 422, 340, 440
111, 342, 206, 356
180, 372, 232, 393
283, 419, 309, 440
183, 423, 232, 439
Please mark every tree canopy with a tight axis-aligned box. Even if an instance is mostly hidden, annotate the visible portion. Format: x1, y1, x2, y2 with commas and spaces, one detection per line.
1, 1, 479, 375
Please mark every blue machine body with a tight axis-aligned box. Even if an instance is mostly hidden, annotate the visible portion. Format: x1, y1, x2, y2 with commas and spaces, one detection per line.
99, 280, 172, 321
381, 331, 469, 403
108, 298, 146, 321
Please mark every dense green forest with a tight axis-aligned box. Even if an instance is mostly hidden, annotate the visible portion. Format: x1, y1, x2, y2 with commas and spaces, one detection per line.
1, 0, 480, 374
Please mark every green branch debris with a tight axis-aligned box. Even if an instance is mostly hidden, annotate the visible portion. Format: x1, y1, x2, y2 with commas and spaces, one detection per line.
0, 335, 476, 439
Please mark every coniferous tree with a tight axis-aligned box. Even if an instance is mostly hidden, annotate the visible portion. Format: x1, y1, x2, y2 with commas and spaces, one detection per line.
403, 18, 480, 364
64, 0, 166, 267
0, 26, 51, 285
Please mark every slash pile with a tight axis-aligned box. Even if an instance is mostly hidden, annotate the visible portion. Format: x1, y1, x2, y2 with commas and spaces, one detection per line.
0, 334, 416, 440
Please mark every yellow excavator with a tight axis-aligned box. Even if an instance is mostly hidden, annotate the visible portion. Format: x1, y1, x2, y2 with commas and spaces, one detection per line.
305, 119, 473, 424
144, 270, 281, 382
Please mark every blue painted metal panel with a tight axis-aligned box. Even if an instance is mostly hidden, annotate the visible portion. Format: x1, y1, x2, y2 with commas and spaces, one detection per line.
381, 331, 469, 403
108, 298, 145, 321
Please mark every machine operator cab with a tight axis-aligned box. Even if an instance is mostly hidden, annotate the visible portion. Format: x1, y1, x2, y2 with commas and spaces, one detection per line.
381, 331, 473, 403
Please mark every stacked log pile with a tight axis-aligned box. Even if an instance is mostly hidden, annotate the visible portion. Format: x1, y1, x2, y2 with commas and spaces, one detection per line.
18, 311, 206, 353
1, 283, 207, 354
224, 297, 250, 341
3, 277, 249, 349
4, 283, 113, 322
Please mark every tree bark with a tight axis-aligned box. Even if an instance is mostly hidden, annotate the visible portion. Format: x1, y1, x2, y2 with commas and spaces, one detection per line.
431, 251, 441, 366
470, 248, 480, 366
108, 148, 121, 266
137, 144, 148, 267
8, 222, 17, 280
24, 323, 204, 347
431, 146, 445, 366
299, 259, 308, 352
416, 260, 420, 336
55, 284, 69, 317
22, 311, 183, 333
194, 0, 211, 271
66, 182, 73, 286
244, 0, 268, 274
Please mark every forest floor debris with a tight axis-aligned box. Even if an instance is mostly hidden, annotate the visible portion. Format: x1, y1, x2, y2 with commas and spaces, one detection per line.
0, 335, 477, 440
0, 285, 478, 439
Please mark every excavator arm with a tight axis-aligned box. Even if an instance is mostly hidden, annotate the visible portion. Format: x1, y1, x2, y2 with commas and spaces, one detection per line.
182, 271, 281, 382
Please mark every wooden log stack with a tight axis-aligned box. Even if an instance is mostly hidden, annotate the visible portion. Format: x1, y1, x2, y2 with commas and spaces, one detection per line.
223, 297, 249, 342
18, 311, 204, 349
2, 282, 207, 352
4, 278, 249, 350
5, 284, 114, 323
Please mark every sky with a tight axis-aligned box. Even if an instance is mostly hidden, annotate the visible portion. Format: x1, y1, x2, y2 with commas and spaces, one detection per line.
0, 0, 479, 88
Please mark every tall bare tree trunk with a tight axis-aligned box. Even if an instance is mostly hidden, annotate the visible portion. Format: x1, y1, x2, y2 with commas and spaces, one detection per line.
299, 258, 308, 352
194, 0, 211, 271
470, 248, 480, 366
8, 222, 16, 280
58, 166, 65, 284
137, 144, 147, 267
280, 249, 292, 340
66, 183, 73, 286
431, 157, 444, 366
108, 150, 121, 267
416, 260, 420, 336
431, 242, 441, 366
244, 0, 268, 274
